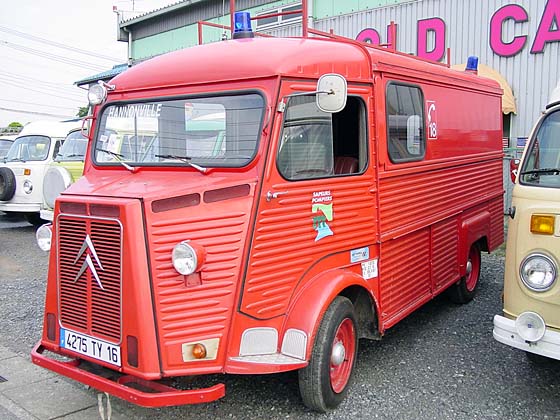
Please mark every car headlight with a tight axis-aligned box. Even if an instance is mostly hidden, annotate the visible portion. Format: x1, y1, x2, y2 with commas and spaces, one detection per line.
23, 180, 33, 194
172, 241, 205, 275
520, 253, 557, 292
88, 83, 107, 105
36, 224, 52, 251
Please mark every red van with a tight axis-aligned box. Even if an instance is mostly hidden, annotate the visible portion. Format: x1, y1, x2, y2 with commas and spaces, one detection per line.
32, 17, 503, 412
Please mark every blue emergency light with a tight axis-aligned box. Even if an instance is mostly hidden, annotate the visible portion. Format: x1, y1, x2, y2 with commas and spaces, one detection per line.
465, 56, 479, 72
233, 11, 254, 39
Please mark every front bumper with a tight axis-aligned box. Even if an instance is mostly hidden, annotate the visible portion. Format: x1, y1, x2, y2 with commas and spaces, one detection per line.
32, 342, 225, 407
0, 202, 40, 213
493, 314, 560, 361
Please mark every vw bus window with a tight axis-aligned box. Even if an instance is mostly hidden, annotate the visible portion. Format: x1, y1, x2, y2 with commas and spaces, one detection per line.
55, 130, 87, 162
386, 83, 426, 162
5, 135, 51, 162
94, 93, 264, 168
520, 109, 560, 188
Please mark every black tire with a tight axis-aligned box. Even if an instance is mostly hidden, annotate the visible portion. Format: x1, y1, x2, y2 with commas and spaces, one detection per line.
24, 212, 46, 227
448, 243, 481, 304
0, 167, 16, 201
298, 296, 358, 412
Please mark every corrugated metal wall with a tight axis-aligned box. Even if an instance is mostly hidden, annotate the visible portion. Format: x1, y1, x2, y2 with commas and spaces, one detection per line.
267, 0, 559, 140
130, 0, 284, 40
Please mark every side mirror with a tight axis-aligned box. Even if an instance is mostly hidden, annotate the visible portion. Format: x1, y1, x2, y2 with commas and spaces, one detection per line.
510, 158, 520, 183
316, 74, 347, 113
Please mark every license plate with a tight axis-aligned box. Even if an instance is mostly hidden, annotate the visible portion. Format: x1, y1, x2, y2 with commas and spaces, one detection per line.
60, 329, 121, 367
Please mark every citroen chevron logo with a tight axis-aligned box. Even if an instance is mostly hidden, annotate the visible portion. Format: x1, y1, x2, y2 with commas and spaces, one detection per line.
73, 235, 104, 290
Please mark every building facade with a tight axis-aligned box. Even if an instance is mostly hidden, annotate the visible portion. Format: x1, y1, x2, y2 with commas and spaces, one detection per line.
114, 0, 560, 146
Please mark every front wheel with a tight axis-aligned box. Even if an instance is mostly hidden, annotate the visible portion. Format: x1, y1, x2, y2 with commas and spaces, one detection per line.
298, 296, 358, 412
448, 243, 481, 304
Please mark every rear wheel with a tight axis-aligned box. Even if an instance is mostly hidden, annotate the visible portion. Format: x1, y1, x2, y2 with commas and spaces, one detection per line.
448, 243, 481, 304
298, 296, 358, 412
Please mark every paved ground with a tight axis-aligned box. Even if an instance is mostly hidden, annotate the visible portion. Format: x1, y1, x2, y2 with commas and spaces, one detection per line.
1, 212, 559, 420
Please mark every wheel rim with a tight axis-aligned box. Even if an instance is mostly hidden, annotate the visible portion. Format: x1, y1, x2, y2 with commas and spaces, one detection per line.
329, 318, 356, 394
465, 246, 481, 292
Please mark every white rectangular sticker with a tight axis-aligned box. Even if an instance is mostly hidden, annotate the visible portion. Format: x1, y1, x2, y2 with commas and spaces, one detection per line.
351, 247, 369, 263
60, 328, 121, 367
361, 259, 378, 280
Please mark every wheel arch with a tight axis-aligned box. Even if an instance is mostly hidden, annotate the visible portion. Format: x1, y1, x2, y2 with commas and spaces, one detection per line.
282, 269, 379, 361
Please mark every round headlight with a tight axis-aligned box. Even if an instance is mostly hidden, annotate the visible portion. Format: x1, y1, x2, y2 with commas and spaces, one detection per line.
172, 241, 205, 275
36, 224, 52, 251
520, 253, 557, 292
23, 180, 33, 194
43, 166, 72, 209
88, 83, 107, 106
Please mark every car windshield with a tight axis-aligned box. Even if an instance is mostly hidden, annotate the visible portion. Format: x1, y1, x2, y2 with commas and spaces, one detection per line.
4, 135, 51, 162
0, 139, 13, 158
93, 93, 264, 168
520, 109, 560, 188
55, 130, 87, 161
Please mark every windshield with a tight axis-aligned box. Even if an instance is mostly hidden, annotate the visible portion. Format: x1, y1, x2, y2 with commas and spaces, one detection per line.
5, 135, 51, 162
520, 109, 560, 188
0, 139, 13, 158
55, 130, 87, 161
94, 93, 264, 168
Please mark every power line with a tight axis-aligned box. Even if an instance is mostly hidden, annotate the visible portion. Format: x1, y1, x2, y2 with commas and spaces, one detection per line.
0, 105, 74, 119
0, 74, 84, 101
0, 78, 86, 103
0, 69, 77, 89
0, 25, 123, 62
0, 40, 106, 72
0, 98, 76, 111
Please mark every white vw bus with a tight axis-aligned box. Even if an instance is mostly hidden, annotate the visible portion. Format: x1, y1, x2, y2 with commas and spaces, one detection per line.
0, 119, 82, 225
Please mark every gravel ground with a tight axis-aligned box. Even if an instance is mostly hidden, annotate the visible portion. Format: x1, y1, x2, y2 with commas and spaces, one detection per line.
1, 212, 559, 419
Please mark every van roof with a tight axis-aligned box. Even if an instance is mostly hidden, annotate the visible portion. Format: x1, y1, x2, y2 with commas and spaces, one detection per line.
18, 119, 83, 139
111, 37, 501, 95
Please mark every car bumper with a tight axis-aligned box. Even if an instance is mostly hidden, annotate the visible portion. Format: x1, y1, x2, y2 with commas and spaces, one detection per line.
493, 314, 560, 361
40, 209, 54, 221
32, 342, 226, 407
0, 202, 40, 213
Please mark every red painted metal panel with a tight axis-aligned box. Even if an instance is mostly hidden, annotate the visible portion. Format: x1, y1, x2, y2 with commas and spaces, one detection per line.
432, 217, 460, 292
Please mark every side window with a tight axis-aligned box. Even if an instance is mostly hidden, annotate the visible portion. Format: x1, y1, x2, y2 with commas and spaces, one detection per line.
277, 95, 366, 180
386, 83, 425, 162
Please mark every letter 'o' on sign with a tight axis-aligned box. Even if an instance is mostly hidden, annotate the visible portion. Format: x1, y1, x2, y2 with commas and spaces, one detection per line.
490, 4, 528, 57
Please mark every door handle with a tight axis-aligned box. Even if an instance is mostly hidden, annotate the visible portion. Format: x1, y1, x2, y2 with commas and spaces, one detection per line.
266, 191, 288, 202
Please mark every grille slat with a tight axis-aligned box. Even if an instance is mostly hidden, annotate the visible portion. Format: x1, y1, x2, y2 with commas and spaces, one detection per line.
58, 214, 122, 343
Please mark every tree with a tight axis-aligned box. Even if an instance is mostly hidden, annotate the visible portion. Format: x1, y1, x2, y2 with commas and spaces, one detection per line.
76, 106, 89, 118
8, 122, 22, 128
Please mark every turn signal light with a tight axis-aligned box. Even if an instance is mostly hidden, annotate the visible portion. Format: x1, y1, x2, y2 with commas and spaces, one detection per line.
46, 313, 56, 341
192, 343, 207, 359
530, 214, 555, 235
24, 168, 31, 176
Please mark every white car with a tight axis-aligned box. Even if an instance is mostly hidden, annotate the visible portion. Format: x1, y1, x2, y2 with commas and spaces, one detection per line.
0, 119, 82, 225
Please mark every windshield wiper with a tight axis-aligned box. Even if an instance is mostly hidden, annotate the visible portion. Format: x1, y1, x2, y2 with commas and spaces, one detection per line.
96, 148, 136, 173
520, 168, 560, 176
155, 154, 208, 174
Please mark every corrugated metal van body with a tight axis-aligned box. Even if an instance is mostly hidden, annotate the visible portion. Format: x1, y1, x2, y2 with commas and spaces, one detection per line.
267, 0, 559, 140
375, 68, 504, 328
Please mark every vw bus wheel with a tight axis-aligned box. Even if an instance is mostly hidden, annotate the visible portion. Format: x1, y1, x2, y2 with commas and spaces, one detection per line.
298, 296, 357, 412
448, 243, 481, 304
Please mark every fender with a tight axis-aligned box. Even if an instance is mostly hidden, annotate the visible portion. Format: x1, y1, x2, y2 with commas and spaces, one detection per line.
281, 268, 378, 361
459, 210, 490, 274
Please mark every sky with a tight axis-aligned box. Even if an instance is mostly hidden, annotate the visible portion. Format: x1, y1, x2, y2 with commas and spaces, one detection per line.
0, 0, 175, 127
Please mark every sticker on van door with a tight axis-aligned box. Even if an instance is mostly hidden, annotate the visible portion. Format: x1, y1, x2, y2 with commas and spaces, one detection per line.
426, 100, 437, 140
312, 190, 334, 241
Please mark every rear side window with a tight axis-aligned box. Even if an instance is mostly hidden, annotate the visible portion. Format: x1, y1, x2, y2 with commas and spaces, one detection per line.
386, 83, 425, 162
